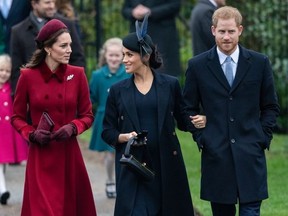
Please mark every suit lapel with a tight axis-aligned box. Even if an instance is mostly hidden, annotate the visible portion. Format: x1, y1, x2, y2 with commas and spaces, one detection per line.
7, 0, 16, 19
120, 73, 170, 133
155, 74, 170, 135
207, 46, 252, 92
207, 48, 231, 91
120, 77, 141, 132
231, 46, 252, 91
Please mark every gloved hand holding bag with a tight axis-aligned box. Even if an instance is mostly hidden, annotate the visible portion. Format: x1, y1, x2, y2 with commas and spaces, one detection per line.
29, 129, 52, 146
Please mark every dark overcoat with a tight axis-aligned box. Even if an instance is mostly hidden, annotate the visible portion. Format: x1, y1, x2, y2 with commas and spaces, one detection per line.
10, 14, 85, 94
122, 0, 182, 77
183, 45, 280, 204
189, 0, 217, 56
0, 0, 31, 53
102, 73, 194, 216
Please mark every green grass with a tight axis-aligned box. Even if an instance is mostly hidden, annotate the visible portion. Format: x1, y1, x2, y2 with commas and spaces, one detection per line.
178, 130, 288, 216
79, 130, 288, 215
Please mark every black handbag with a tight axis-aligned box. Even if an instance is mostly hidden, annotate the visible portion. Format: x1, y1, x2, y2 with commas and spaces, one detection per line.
120, 132, 155, 181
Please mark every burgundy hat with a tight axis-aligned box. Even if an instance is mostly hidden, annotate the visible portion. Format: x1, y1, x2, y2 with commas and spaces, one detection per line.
35, 19, 67, 45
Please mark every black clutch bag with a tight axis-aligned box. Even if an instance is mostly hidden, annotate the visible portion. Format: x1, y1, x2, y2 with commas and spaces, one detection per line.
120, 132, 155, 181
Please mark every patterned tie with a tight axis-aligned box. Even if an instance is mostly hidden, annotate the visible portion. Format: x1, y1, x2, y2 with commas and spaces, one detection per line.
224, 56, 234, 86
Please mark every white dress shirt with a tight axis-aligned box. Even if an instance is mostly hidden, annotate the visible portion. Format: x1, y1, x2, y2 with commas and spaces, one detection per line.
217, 46, 240, 79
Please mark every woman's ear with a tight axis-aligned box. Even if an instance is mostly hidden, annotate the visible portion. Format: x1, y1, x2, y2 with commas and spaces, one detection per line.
44, 47, 50, 55
142, 54, 150, 63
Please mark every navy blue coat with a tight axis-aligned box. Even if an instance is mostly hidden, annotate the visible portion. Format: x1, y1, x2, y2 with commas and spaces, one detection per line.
189, 0, 217, 56
102, 72, 194, 216
183, 45, 280, 204
0, 0, 31, 53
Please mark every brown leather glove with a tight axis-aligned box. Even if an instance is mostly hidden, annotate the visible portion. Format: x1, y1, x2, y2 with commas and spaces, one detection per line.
51, 123, 76, 141
29, 129, 52, 146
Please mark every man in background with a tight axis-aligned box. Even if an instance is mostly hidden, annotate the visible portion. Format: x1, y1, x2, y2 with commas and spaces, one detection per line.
10, 0, 85, 95
0, 0, 31, 53
122, 0, 182, 77
189, 0, 226, 56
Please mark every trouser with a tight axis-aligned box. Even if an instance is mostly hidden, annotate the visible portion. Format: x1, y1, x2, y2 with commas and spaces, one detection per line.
211, 201, 262, 216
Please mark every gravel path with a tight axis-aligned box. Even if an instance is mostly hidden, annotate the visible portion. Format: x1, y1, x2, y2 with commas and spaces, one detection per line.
0, 139, 115, 216
0, 139, 203, 216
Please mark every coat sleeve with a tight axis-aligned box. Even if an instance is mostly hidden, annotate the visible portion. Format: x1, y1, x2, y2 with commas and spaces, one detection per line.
122, 0, 180, 21
259, 56, 280, 148
11, 70, 35, 141
148, 0, 180, 21
182, 60, 204, 150
101, 86, 120, 147
71, 70, 94, 134
172, 78, 191, 132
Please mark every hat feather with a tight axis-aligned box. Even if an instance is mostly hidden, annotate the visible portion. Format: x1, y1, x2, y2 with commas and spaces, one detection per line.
135, 14, 152, 56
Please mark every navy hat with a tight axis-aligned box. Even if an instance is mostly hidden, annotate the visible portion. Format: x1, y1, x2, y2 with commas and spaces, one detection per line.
123, 32, 153, 54
122, 14, 154, 57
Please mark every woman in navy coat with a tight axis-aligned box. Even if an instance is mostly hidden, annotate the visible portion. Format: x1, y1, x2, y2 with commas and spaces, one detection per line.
102, 16, 194, 216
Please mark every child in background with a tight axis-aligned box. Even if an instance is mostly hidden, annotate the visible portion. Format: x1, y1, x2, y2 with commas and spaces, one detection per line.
0, 54, 28, 205
89, 37, 130, 198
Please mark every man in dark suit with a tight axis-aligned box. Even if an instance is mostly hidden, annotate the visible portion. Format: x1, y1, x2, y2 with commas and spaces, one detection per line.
122, 0, 182, 77
10, 0, 85, 95
0, 0, 31, 53
183, 6, 280, 216
189, 0, 226, 56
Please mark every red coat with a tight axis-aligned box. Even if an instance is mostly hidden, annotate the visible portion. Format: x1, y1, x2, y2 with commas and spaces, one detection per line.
11, 62, 96, 216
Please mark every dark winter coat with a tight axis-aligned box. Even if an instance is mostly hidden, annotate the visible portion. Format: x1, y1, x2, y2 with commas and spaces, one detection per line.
0, 0, 31, 53
102, 72, 194, 216
183, 45, 280, 204
189, 0, 217, 56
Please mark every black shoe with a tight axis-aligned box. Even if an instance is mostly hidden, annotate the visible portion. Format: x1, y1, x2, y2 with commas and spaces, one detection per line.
105, 183, 116, 199
0, 191, 10, 205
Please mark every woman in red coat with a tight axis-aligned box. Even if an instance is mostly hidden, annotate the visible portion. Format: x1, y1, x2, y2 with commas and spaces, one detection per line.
11, 19, 97, 216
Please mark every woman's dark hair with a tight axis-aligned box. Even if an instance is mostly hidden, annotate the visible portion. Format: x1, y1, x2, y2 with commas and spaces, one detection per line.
147, 44, 162, 69
24, 28, 69, 68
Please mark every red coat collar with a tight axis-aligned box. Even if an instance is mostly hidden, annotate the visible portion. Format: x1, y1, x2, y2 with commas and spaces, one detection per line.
39, 62, 67, 83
